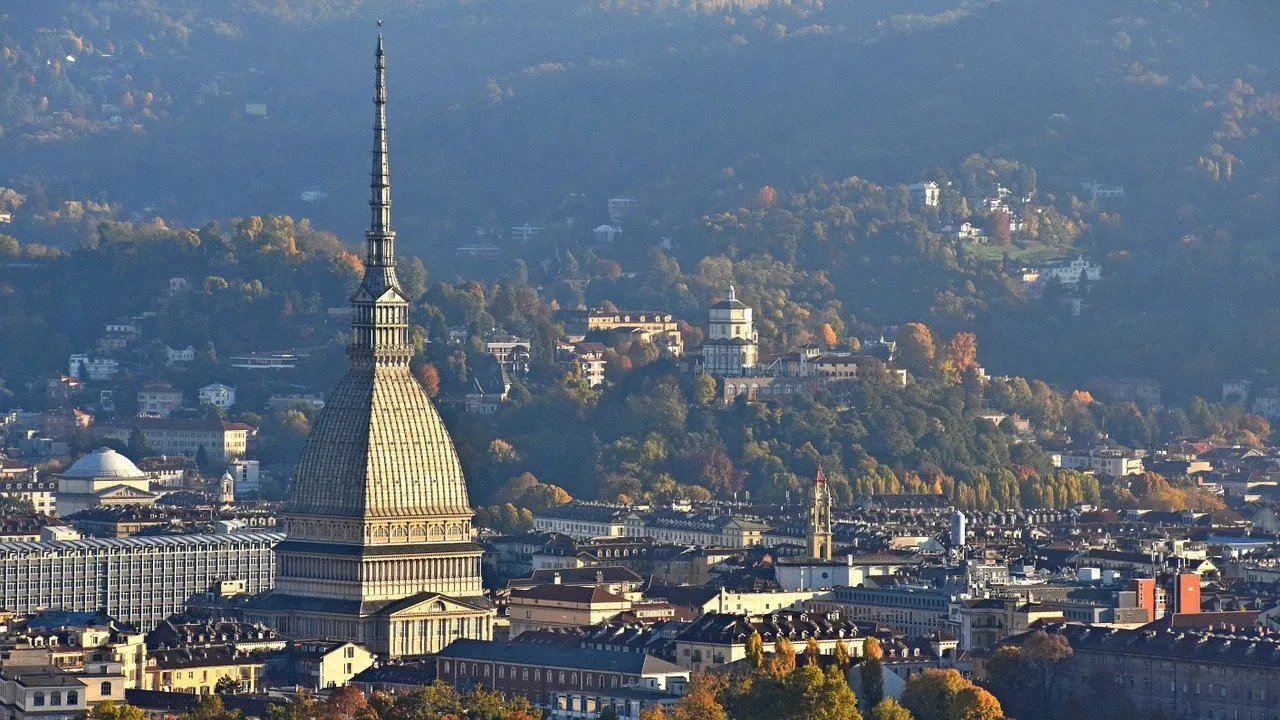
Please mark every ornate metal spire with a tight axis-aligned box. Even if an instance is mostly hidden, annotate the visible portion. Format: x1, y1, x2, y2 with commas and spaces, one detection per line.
367, 30, 393, 266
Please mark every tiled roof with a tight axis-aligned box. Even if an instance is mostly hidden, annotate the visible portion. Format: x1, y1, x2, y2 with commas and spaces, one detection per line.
438, 639, 685, 675
1001, 624, 1280, 669
509, 585, 628, 605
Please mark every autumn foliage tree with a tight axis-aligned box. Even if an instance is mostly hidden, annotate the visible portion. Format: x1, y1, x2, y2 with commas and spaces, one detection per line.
990, 210, 1012, 246
946, 686, 1002, 720
901, 669, 969, 720
859, 635, 885, 708
669, 673, 729, 720
821, 322, 838, 347
415, 362, 441, 398
895, 323, 937, 377
944, 332, 978, 375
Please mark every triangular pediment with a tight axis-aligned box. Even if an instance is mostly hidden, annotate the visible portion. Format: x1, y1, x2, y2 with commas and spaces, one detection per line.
383, 593, 489, 619
96, 484, 158, 499
374, 286, 406, 303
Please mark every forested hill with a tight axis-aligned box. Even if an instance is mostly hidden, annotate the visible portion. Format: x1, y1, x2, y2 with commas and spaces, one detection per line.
3, 0, 1277, 238
2, 0, 1279, 399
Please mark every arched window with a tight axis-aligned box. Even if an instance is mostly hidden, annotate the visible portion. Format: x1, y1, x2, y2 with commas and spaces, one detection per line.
559, 672, 566, 683
67, 691, 78, 706
33, 692, 44, 707
442, 661, 451, 674
50, 691, 61, 706
100, 681, 113, 696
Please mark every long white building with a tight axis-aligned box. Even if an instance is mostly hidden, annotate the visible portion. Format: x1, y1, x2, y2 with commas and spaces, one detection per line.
0, 531, 282, 631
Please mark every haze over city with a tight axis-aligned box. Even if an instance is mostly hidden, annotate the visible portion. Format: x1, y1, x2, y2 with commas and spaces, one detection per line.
1, 2, 1279, 719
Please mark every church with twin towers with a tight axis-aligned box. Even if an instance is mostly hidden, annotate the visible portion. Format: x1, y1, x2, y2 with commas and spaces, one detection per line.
245, 33, 494, 658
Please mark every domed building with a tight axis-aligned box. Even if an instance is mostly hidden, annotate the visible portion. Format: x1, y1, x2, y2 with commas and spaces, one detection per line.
697, 285, 759, 376
56, 447, 158, 517
245, 35, 493, 657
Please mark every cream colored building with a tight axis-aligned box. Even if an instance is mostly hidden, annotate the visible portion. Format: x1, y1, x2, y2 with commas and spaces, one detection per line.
95, 419, 251, 464
698, 286, 759, 376
565, 310, 684, 356
0, 461, 55, 516
673, 610, 867, 673
293, 641, 376, 690
507, 585, 632, 637
55, 448, 157, 517
245, 37, 494, 659
145, 647, 265, 694
136, 381, 184, 418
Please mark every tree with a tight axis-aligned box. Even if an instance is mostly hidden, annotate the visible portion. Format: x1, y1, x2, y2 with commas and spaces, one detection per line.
758, 186, 778, 207
85, 702, 146, 720
125, 428, 154, 461
321, 686, 369, 720
805, 636, 822, 666
945, 332, 978, 375
833, 638, 852, 667
745, 632, 765, 671
214, 676, 241, 694
669, 673, 729, 720
821, 322, 838, 348
860, 635, 884, 708
790, 665, 863, 720
182, 695, 244, 720
985, 630, 1072, 719
599, 708, 622, 720
901, 669, 968, 720
640, 705, 668, 720
990, 210, 1012, 246
895, 323, 936, 377
947, 687, 1002, 720
771, 637, 797, 676
871, 699, 914, 720
416, 363, 441, 398
692, 373, 719, 407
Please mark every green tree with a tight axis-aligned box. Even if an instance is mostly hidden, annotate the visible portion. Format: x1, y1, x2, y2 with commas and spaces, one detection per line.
790, 665, 862, 720
182, 695, 244, 720
214, 676, 241, 694
125, 428, 154, 461
84, 702, 146, 720
692, 373, 719, 407
871, 698, 914, 720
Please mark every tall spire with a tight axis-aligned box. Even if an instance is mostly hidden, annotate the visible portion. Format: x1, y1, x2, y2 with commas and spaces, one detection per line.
367, 28, 393, 267
349, 28, 409, 365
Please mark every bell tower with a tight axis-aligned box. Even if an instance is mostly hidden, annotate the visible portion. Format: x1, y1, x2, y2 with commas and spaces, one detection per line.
807, 464, 833, 560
